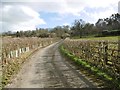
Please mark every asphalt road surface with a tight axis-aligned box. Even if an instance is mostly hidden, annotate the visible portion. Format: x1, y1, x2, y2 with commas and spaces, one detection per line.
6, 40, 98, 88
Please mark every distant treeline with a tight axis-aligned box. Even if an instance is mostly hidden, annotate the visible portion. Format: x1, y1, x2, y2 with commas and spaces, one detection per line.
2, 13, 120, 38
70, 13, 120, 38
101, 30, 120, 37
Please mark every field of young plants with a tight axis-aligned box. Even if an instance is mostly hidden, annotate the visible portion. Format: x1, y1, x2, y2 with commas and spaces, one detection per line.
1, 37, 58, 87
61, 37, 120, 88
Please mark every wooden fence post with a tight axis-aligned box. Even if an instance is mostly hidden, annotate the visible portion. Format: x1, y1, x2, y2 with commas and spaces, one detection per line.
104, 41, 108, 65
118, 40, 120, 60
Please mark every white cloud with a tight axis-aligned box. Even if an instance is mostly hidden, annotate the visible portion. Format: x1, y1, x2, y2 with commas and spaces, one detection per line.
63, 23, 70, 26
2, 0, 118, 15
82, 4, 118, 23
92, 8, 117, 22
21, 6, 40, 18
1, 0, 86, 16
118, 1, 120, 14
85, 0, 118, 8
1, 4, 46, 32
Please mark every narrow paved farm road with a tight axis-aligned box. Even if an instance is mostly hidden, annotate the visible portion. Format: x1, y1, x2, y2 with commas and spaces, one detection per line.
6, 40, 97, 88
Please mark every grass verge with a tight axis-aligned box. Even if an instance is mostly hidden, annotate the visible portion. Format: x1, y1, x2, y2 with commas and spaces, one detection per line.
71, 36, 119, 41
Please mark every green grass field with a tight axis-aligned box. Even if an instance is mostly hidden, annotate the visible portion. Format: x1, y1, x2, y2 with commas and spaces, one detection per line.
72, 36, 119, 41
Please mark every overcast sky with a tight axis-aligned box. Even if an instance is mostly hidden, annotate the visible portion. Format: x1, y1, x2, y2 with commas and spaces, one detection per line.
0, 0, 119, 32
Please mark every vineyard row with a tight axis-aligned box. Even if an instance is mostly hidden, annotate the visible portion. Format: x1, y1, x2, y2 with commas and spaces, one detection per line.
63, 39, 120, 83
2, 37, 58, 64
